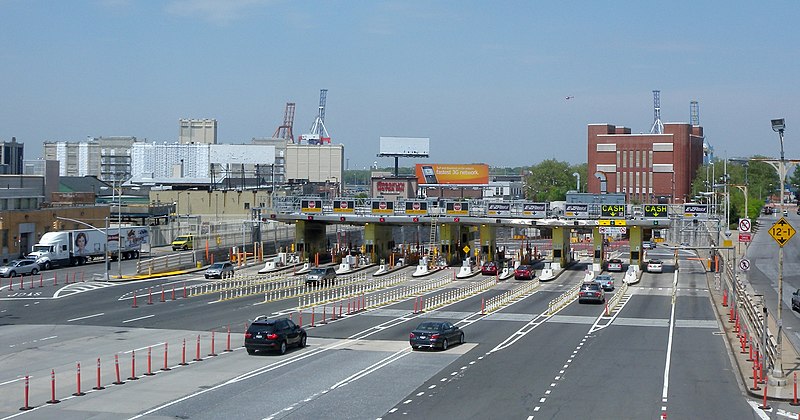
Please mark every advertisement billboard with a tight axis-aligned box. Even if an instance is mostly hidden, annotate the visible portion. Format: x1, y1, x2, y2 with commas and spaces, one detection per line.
415, 164, 489, 185
379, 137, 430, 156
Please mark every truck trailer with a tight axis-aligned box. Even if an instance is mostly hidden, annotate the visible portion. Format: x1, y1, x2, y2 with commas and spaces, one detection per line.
28, 227, 149, 270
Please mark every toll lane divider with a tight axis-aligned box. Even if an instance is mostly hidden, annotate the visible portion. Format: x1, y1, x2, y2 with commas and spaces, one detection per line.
303, 272, 454, 322
421, 276, 497, 312
483, 280, 540, 314
547, 281, 582, 315
297, 272, 406, 308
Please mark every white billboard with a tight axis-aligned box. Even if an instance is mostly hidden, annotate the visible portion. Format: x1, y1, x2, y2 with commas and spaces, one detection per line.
379, 137, 430, 156
210, 144, 275, 165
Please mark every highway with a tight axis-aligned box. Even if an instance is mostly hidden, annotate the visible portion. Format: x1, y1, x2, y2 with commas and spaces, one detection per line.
0, 244, 782, 419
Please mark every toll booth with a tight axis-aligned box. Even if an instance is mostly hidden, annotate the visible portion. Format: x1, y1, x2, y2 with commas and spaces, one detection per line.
551, 226, 573, 268
479, 224, 497, 262
592, 227, 605, 272
364, 223, 394, 261
629, 226, 642, 267
295, 220, 327, 261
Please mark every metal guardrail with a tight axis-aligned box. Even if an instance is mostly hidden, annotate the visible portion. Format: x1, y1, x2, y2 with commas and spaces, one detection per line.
136, 253, 197, 275
720, 255, 776, 369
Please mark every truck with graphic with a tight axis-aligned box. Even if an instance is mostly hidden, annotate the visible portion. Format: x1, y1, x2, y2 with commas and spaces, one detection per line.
28, 227, 149, 270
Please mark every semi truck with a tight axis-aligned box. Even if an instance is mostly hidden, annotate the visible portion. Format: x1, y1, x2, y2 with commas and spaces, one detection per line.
28, 227, 149, 270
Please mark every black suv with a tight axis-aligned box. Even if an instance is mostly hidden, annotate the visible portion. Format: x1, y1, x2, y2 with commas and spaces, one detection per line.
244, 317, 307, 355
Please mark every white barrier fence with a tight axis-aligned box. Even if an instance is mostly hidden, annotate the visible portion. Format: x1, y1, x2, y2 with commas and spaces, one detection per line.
483, 280, 540, 314
422, 276, 497, 312
304, 272, 455, 321
547, 281, 582, 315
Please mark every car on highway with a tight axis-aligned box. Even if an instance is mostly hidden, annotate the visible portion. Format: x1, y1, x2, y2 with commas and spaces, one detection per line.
205, 262, 235, 279
642, 241, 656, 250
514, 264, 534, 280
244, 317, 307, 355
305, 266, 337, 286
578, 281, 605, 304
409, 321, 464, 351
0, 259, 40, 277
481, 261, 498, 276
171, 234, 194, 251
607, 258, 624, 272
792, 289, 800, 311
594, 274, 615, 291
647, 259, 663, 273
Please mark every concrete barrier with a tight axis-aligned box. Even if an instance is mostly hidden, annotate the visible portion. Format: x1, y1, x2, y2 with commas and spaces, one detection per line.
624, 265, 640, 284
583, 270, 595, 282
498, 267, 514, 281
412, 264, 429, 277
373, 264, 388, 276
335, 263, 351, 274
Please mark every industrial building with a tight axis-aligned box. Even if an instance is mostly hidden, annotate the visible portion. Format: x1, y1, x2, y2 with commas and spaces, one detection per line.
0, 137, 24, 175
587, 92, 705, 204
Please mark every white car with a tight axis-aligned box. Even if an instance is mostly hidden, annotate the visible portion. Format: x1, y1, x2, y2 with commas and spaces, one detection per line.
0, 259, 41, 277
647, 260, 663, 273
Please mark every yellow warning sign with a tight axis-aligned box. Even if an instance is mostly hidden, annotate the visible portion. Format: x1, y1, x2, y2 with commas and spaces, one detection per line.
769, 217, 796, 247
463, 245, 470, 254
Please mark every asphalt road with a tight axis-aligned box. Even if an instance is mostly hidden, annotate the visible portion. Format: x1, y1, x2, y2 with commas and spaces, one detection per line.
0, 247, 778, 419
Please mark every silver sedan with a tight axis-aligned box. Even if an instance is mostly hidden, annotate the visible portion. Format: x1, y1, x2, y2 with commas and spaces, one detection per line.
0, 259, 41, 277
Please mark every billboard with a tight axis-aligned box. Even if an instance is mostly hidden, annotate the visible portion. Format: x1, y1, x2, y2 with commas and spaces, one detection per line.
415, 164, 489, 185
379, 137, 430, 156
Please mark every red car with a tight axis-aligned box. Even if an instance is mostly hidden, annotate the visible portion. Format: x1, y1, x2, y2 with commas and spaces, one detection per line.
514, 264, 534, 280
481, 261, 498, 275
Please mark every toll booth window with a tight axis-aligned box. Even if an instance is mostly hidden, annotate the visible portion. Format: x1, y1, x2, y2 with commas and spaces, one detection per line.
631, 251, 640, 260
553, 249, 562, 258
594, 250, 601, 259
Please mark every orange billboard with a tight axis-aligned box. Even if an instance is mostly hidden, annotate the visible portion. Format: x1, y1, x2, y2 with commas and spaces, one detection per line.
415, 164, 489, 185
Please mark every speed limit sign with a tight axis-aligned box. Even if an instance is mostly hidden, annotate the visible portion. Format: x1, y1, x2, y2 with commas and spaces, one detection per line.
738, 258, 750, 272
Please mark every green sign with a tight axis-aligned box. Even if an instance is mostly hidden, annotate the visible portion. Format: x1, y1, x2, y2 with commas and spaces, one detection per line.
601, 205, 626, 218
644, 204, 669, 218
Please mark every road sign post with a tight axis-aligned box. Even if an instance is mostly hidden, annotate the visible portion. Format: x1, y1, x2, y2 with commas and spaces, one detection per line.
768, 217, 796, 383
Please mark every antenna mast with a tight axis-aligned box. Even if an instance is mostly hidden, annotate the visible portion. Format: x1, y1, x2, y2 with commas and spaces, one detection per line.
650, 90, 664, 134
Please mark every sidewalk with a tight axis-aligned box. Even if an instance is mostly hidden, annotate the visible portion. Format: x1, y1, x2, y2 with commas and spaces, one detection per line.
707, 238, 800, 402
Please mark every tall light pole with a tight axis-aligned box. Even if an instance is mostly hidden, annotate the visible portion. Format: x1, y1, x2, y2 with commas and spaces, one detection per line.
572, 172, 580, 192
772, 118, 787, 382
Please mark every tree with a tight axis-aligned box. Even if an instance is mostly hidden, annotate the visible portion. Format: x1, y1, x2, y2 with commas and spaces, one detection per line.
525, 160, 584, 201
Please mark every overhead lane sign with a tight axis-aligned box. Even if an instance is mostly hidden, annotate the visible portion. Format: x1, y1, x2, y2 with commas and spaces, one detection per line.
601, 205, 626, 218
644, 204, 669, 218
769, 217, 796, 247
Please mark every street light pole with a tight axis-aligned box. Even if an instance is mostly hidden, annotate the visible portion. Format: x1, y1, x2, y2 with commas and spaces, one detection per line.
772, 118, 787, 382
117, 181, 123, 280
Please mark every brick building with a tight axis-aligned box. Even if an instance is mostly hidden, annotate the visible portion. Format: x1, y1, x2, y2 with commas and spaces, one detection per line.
587, 123, 704, 203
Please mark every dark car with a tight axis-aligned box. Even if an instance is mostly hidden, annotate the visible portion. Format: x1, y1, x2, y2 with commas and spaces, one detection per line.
481, 261, 498, 276
244, 317, 307, 355
607, 258, 624, 272
409, 321, 464, 351
578, 282, 605, 304
514, 264, 534, 280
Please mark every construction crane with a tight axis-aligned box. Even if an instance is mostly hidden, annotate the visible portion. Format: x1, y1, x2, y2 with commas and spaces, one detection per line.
272, 102, 296, 143
299, 89, 331, 145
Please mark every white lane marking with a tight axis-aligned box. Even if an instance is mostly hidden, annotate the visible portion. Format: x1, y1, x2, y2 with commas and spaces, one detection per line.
122, 342, 166, 354
661, 269, 678, 407
746, 400, 772, 418
0, 376, 26, 386
330, 348, 410, 390
122, 314, 155, 323
67, 312, 105, 322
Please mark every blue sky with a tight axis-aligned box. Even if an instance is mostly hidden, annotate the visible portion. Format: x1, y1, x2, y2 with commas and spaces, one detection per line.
2, 1, 799, 169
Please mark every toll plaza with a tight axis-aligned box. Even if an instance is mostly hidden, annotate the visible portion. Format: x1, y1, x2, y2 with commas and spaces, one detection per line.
268, 198, 673, 272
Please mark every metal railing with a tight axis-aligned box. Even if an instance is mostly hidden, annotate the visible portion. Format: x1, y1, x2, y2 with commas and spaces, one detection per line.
136, 253, 197, 275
